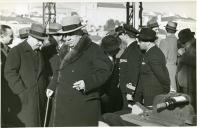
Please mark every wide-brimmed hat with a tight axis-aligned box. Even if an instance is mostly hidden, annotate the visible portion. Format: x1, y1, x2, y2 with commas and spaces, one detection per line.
147, 20, 159, 29
58, 16, 85, 34
47, 23, 62, 35
29, 23, 47, 40
137, 28, 157, 42
165, 21, 177, 32
19, 27, 30, 39
178, 28, 195, 44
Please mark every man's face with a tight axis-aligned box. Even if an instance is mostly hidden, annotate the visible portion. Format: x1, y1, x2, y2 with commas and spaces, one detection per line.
152, 27, 159, 35
31, 37, 43, 50
52, 34, 62, 43
62, 32, 81, 48
0, 28, 13, 45
137, 40, 148, 50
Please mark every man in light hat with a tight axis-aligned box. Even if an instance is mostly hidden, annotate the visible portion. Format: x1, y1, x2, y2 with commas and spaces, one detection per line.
4, 23, 48, 127
159, 21, 178, 92
46, 16, 112, 126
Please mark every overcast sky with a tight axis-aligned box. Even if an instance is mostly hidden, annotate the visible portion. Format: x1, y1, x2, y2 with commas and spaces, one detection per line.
0, 1, 196, 19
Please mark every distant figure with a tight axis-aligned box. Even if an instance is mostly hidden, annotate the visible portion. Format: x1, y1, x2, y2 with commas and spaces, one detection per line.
135, 28, 170, 106
177, 28, 196, 113
147, 20, 166, 46
19, 27, 30, 40
159, 21, 178, 92
4, 23, 48, 127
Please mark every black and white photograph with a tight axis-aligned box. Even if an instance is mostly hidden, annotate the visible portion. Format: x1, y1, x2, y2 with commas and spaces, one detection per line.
0, 0, 196, 127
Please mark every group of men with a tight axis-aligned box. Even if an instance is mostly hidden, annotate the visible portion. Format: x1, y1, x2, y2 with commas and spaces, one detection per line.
1, 15, 196, 127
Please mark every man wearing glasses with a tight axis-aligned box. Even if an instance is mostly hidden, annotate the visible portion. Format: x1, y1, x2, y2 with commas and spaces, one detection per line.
4, 23, 48, 127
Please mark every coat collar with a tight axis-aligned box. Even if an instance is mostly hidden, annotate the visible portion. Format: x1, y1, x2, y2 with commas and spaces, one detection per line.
21, 40, 34, 53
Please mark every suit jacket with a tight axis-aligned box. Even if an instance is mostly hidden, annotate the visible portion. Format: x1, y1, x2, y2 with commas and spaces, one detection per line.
4, 41, 47, 127
48, 35, 112, 126
134, 45, 170, 106
159, 34, 177, 64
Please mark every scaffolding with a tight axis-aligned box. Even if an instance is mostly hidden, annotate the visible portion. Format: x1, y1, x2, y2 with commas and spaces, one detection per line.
126, 2, 143, 29
43, 2, 56, 26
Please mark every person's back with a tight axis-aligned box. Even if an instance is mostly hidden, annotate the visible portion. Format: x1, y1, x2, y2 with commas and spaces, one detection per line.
159, 21, 178, 92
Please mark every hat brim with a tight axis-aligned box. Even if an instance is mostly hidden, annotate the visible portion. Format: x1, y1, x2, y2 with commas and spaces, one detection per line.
47, 31, 61, 35
58, 25, 85, 34
29, 33, 47, 40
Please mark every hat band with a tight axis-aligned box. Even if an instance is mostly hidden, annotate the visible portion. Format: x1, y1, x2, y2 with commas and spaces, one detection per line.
30, 30, 46, 37
49, 28, 60, 32
166, 25, 176, 30
20, 33, 28, 39
148, 23, 159, 28
62, 23, 82, 31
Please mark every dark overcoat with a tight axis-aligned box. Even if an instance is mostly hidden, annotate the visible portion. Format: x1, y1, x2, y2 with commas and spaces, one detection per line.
4, 41, 47, 127
134, 46, 170, 106
48, 35, 112, 126
119, 41, 142, 108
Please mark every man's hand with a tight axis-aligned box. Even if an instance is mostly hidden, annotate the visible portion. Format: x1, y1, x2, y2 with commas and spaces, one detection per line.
46, 89, 54, 98
73, 80, 85, 91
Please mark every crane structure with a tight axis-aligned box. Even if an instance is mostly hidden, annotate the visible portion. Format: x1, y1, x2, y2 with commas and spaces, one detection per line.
126, 2, 143, 29
43, 2, 56, 27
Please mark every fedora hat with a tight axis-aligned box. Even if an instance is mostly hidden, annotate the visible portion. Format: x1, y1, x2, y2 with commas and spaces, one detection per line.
165, 21, 177, 32
178, 28, 195, 44
19, 27, 30, 39
58, 16, 85, 34
29, 23, 47, 40
47, 23, 62, 35
137, 28, 157, 42
147, 20, 159, 29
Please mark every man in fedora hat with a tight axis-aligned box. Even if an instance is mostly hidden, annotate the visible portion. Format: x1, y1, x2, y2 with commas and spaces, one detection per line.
4, 23, 48, 127
159, 21, 178, 92
176, 28, 196, 112
114, 24, 142, 111
46, 15, 112, 126
135, 28, 170, 106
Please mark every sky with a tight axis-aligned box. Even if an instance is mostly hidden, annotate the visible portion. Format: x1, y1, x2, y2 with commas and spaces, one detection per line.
0, 1, 196, 19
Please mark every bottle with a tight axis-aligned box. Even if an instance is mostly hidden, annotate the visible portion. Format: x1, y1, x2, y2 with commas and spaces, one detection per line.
156, 95, 189, 112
